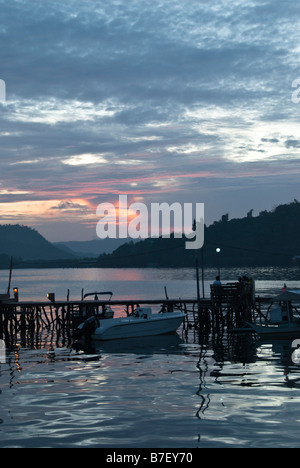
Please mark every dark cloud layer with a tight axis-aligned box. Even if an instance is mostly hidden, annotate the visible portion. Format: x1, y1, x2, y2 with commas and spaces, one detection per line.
0, 0, 299, 240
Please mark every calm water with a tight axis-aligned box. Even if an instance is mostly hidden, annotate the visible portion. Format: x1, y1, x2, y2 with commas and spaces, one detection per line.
0, 267, 300, 448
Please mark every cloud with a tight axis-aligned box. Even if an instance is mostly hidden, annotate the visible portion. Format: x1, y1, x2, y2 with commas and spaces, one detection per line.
0, 189, 33, 196
62, 153, 108, 166
0, 0, 299, 239
5, 99, 121, 125
285, 139, 300, 149
50, 200, 91, 214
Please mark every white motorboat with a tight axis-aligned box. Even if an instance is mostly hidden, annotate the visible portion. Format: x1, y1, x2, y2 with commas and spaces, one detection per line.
78, 307, 186, 341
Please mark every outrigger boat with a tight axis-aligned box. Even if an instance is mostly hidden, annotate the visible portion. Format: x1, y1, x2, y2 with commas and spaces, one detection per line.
246, 290, 300, 339
78, 306, 186, 341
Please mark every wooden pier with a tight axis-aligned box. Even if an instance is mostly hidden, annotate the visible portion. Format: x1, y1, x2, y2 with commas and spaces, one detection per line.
0, 280, 267, 346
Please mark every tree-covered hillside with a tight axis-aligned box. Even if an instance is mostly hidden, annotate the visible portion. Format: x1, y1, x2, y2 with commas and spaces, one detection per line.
97, 201, 300, 268
0, 225, 75, 264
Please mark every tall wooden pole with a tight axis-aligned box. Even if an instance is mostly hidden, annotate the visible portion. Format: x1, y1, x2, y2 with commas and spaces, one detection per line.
196, 254, 201, 319
6, 257, 13, 296
201, 246, 205, 299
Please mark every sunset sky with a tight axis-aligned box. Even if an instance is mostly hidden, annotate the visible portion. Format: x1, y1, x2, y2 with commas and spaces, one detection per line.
0, 0, 299, 241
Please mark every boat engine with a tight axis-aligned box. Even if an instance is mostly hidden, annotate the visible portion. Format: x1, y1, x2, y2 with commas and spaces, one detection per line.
77, 316, 100, 336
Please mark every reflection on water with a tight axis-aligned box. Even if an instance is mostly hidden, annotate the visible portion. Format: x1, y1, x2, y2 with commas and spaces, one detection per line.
78, 333, 184, 356
1, 330, 300, 448
0, 267, 300, 448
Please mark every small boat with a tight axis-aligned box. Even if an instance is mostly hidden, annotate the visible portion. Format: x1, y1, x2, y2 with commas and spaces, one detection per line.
78, 307, 186, 341
0, 293, 10, 303
247, 321, 300, 339
247, 290, 300, 339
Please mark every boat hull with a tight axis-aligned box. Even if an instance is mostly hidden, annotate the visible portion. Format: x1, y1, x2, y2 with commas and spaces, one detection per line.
92, 312, 185, 341
0, 294, 10, 302
248, 322, 300, 339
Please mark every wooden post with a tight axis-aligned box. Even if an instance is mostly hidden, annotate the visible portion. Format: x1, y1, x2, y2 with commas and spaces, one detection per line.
201, 247, 205, 299
42, 306, 51, 329
196, 256, 201, 322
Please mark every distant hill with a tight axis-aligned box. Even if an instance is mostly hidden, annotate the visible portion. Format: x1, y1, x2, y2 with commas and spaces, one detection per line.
97, 201, 300, 268
54, 238, 138, 258
0, 225, 75, 264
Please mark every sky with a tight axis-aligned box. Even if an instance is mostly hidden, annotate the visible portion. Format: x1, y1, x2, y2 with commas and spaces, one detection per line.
0, 0, 299, 241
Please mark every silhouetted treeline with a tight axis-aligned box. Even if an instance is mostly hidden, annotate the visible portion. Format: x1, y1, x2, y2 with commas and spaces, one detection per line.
97, 201, 300, 268
0, 254, 12, 269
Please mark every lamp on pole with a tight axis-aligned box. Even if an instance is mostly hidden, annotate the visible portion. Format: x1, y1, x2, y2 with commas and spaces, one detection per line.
216, 248, 221, 278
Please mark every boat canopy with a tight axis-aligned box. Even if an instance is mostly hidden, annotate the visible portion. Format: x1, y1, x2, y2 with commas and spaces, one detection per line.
83, 291, 113, 300
274, 290, 300, 302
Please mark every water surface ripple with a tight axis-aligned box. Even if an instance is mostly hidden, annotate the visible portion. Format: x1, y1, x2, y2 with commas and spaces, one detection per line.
0, 336, 300, 448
